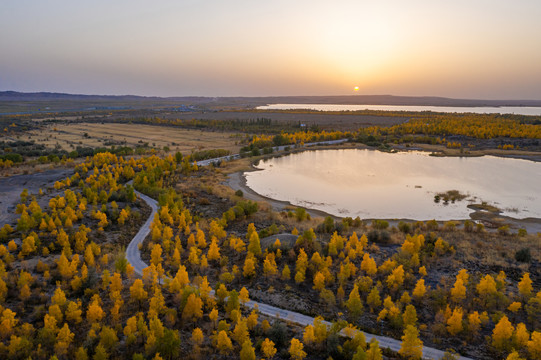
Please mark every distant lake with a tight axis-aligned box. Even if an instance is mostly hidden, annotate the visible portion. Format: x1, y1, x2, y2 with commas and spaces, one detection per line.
257, 103, 541, 116
245, 149, 541, 220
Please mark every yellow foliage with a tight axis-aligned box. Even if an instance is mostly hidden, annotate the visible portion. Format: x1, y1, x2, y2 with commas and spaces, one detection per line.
399, 325, 423, 360
216, 330, 233, 354
446, 308, 463, 336
261, 338, 277, 359
289, 338, 307, 360
492, 315, 514, 351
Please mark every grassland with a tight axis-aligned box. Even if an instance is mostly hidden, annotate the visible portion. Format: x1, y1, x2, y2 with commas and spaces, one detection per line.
18, 122, 242, 154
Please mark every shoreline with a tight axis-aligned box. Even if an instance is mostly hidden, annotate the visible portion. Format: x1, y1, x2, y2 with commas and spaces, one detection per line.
223, 146, 541, 234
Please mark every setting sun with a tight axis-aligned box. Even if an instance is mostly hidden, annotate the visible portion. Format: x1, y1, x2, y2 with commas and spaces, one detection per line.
354, 86, 359, 91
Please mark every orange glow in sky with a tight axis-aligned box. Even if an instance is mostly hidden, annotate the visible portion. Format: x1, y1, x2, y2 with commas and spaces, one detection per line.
1, 0, 541, 99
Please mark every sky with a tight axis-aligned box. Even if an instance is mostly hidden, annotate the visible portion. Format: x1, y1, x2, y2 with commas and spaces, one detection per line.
2, 0, 541, 99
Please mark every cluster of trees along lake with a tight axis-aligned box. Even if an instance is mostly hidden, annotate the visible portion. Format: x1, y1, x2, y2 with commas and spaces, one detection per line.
0, 150, 538, 359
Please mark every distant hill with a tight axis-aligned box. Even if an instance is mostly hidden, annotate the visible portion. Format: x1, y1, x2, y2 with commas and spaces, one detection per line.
1, 91, 541, 109
222, 95, 541, 107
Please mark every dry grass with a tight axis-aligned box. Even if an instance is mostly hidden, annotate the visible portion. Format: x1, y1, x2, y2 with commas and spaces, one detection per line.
444, 230, 540, 268
21, 122, 241, 154
413, 143, 541, 159
218, 158, 255, 174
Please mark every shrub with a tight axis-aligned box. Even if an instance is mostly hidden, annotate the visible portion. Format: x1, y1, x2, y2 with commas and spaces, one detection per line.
235, 189, 243, 197
379, 231, 391, 244
233, 201, 258, 218
463, 220, 474, 232
321, 216, 335, 233
443, 221, 457, 231
372, 219, 389, 230
189, 148, 230, 161
367, 230, 391, 244
1, 153, 23, 163
269, 322, 288, 348
497, 225, 510, 235
295, 207, 307, 222
426, 219, 439, 231
515, 248, 531, 263
398, 221, 412, 234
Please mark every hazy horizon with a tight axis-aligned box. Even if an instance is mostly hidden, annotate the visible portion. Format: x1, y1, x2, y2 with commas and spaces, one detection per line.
2, 1, 541, 99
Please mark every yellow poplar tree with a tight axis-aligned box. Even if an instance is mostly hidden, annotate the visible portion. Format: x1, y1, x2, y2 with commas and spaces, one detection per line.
240, 339, 256, 360
447, 308, 463, 336
207, 237, 221, 261
191, 327, 204, 347
243, 256, 256, 278
518, 273, 533, 298
412, 279, 426, 300
467, 311, 481, 335
239, 287, 249, 305
303, 325, 316, 345
514, 323, 529, 348
313, 271, 325, 292
492, 315, 514, 351
346, 284, 363, 319
282, 265, 291, 280
451, 278, 466, 303
182, 294, 203, 323
86, 297, 105, 324
216, 330, 233, 354
361, 253, 377, 276
55, 323, 74, 356
150, 244, 162, 267
289, 338, 307, 360
261, 338, 277, 359
399, 325, 423, 360
130, 279, 148, 304
527, 331, 541, 359
247, 231, 262, 257
367, 286, 382, 311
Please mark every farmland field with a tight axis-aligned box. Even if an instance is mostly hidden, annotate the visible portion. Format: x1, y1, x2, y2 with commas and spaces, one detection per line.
19, 122, 241, 154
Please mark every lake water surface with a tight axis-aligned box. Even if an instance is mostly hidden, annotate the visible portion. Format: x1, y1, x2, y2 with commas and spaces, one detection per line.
257, 103, 541, 116
245, 149, 541, 220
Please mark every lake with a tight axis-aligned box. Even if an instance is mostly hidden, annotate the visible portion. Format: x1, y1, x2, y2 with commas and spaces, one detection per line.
257, 103, 541, 116
244, 149, 541, 220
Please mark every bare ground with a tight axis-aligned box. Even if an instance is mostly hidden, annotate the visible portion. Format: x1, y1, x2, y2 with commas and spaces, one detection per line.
0, 168, 73, 225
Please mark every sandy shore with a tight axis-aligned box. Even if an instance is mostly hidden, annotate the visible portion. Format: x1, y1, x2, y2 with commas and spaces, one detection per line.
224, 170, 339, 220
223, 148, 541, 235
